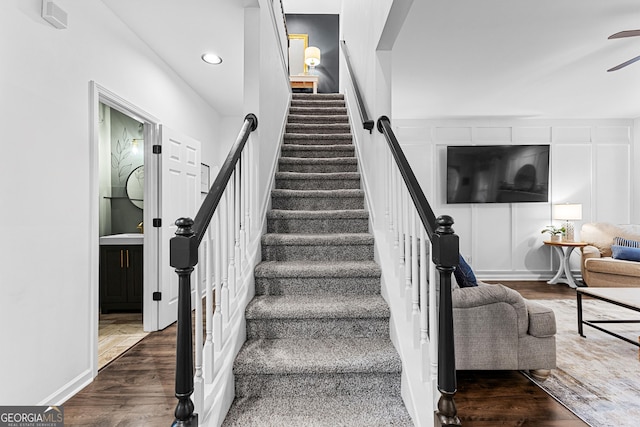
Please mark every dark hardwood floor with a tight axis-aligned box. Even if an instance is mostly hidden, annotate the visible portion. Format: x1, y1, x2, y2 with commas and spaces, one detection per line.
64, 281, 586, 426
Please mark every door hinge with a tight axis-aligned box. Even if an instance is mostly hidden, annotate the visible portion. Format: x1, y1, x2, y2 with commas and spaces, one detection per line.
153, 218, 162, 227
153, 292, 162, 301
153, 145, 162, 154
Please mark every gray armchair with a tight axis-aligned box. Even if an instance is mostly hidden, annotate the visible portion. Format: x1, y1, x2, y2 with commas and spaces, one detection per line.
452, 281, 556, 380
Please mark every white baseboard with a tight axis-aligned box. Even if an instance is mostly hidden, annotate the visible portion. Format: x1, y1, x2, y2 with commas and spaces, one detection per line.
44, 369, 93, 406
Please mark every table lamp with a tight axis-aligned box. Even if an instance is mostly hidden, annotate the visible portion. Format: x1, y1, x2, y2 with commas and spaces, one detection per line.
553, 203, 582, 241
304, 46, 321, 74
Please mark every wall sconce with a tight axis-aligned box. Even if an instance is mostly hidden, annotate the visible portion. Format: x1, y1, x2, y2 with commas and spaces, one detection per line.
131, 138, 143, 155
304, 46, 321, 74
553, 203, 582, 241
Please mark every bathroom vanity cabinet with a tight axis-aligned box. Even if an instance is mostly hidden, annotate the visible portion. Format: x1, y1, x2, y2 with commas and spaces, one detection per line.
99, 244, 143, 313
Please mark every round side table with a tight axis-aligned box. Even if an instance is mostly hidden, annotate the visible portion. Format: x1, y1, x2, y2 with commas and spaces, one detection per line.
543, 240, 588, 288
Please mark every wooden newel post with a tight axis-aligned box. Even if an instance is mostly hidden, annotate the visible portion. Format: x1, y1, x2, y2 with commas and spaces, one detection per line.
432, 215, 461, 426
170, 217, 199, 427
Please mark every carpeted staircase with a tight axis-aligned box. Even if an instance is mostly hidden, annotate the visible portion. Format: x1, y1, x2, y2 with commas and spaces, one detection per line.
222, 93, 413, 426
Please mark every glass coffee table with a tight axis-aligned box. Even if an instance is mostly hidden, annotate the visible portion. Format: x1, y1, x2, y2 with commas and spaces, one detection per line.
576, 287, 640, 348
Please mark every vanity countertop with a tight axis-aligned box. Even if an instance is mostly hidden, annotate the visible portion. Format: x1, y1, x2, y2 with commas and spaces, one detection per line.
99, 233, 144, 246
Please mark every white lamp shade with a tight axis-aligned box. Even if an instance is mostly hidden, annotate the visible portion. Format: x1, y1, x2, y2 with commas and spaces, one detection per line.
304, 46, 321, 67
553, 203, 582, 221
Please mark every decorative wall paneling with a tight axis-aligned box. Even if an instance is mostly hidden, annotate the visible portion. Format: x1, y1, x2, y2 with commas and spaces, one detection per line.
394, 119, 635, 280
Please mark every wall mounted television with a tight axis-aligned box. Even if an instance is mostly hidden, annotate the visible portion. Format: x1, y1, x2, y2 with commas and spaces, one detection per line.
446, 144, 550, 204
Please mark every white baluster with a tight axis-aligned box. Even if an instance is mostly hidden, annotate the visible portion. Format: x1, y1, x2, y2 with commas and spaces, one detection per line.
227, 172, 237, 300
412, 210, 420, 347
404, 187, 412, 306
193, 240, 204, 415
248, 139, 255, 236
213, 209, 223, 354
392, 165, 399, 248
221, 190, 230, 325
203, 225, 214, 383
234, 167, 242, 288
239, 154, 247, 268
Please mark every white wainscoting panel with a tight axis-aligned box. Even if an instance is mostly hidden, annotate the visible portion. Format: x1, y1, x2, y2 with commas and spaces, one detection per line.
513, 127, 552, 143
594, 126, 631, 144
475, 127, 512, 143
435, 127, 472, 142
513, 203, 552, 272
553, 126, 592, 143
595, 144, 630, 224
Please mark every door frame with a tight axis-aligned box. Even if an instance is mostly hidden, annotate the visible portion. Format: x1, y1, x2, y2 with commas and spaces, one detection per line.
89, 81, 161, 376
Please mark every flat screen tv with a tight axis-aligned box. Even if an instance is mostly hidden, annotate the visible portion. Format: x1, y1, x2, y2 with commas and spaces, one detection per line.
446, 145, 550, 204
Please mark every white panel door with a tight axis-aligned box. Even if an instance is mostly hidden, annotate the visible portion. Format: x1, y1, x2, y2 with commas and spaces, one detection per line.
158, 125, 201, 330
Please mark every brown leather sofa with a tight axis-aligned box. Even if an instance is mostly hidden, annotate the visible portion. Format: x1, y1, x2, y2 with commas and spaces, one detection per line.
580, 222, 640, 287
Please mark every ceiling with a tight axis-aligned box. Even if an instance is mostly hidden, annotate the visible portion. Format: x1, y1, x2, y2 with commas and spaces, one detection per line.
102, 0, 246, 116
393, 0, 640, 119
102, 0, 640, 120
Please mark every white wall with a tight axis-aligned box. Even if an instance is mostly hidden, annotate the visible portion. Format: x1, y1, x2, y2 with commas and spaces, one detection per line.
282, 0, 343, 14
0, 0, 224, 405
340, 0, 397, 225
393, 118, 635, 279
250, 0, 292, 220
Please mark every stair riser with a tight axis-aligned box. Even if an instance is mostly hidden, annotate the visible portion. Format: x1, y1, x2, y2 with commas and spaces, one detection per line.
267, 218, 368, 234
288, 115, 349, 124
271, 196, 364, 210
284, 136, 352, 145
234, 373, 401, 398
280, 148, 355, 158
278, 163, 358, 173
276, 178, 360, 190
246, 318, 389, 339
262, 244, 373, 262
286, 125, 351, 134
254, 277, 381, 296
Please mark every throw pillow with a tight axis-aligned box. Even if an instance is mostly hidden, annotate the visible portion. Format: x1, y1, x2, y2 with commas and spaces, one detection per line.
611, 244, 640, 262
613, 236, 640, 248
454, 254, 478, 287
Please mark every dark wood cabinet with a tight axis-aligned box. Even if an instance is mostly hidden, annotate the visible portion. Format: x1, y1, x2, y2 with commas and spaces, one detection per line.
100, 245, 143, 313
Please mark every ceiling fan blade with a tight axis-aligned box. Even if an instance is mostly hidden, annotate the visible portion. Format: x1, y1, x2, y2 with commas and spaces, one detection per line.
607, 54, 640, 72
608, 30, 640, 39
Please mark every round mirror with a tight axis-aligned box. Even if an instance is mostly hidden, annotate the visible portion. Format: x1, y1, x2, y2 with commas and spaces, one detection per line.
126, 165, 144, 209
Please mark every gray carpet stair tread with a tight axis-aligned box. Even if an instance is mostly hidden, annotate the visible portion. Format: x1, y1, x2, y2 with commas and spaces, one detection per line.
284, 133, 352, 140
289, 106, 348, 115
255, 260, 381, 278
279, 156, 357, 164
245, 295, 390, 319
262, 233, 374, 245
271, 188, 364, 198
288, 114, 349, 122
222, 395, 413, 427
280, 144, 354, 151
233, 337, 402, 374
267, 209, 368, 219
292, 93, 344, 100
275, 171, 360, 180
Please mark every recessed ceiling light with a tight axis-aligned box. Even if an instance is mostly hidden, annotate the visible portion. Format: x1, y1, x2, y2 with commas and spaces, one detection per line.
201, 53, 222, 65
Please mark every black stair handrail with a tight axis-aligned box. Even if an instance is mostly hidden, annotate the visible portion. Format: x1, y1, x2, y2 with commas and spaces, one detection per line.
377, 115, 460, 426
339, 40, 374, 133
169, 113, 258, 427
